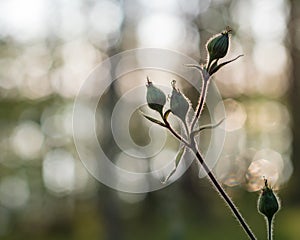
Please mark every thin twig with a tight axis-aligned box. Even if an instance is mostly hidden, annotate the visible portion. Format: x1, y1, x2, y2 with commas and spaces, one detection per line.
183, 121, 190, 139
191, 118, 225, 136
192, 145, 257, 240
190, 70, 211, 132
163, 120, 191, 148
268, 217, 273, 240
165, 64, 256, 239
163, 122, 256, 239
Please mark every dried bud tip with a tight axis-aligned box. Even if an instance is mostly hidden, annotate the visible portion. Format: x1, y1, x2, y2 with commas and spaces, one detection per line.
223, 26, 232, 34
146, 76, 151, 86
171, 80, 176, 89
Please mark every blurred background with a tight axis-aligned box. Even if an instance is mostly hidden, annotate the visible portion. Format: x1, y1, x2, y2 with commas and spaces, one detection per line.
0, 0, 300, 239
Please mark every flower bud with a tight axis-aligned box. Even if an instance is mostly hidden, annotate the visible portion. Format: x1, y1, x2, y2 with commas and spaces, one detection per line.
146, 77, 166, 115
206, 27, 231, 62
170, 80, 190, 123
258, 179, 280, 221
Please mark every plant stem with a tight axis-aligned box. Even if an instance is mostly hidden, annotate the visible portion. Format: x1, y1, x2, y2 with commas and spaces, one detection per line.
188, 68, 256, 239
190, 71, 210, 132
164, 124, 256, 239
191, 144, 256, 240
267, 217, 273, 240
160, 64, 256, 239
164, 69, 256, 239
163, 121, 190, 147
164, 124, 257, 239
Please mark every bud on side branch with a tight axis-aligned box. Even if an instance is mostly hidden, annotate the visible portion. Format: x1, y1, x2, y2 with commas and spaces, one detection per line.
170, 80, 190, 124
206, 27, 231, 70
146, 77, 166, 116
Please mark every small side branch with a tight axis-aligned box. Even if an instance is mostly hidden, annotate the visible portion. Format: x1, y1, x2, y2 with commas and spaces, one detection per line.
191, 118, 225, 136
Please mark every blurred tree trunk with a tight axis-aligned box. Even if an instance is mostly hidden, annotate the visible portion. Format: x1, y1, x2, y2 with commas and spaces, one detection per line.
289, 0, 300, 203
95, 1, 126, 238
96, 72, 123, 240
96, 46, 123, 240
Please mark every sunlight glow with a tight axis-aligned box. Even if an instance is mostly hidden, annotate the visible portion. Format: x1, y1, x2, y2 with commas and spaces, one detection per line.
250, 0, 288, 42
246, 159, 279, 192
253, 43, 288, 75
0, 0, 48, 41
89, 0, 123, 36
137, 14, 185, 48
42, 149, 75, 196
246, 148, 285, 191
10, 121, 44, 159
215, 99, 247, 132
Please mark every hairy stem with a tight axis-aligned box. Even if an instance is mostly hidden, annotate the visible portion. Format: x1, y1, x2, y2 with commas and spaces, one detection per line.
156, 61, 256, 239
190, 72, 210, 132
268, 217, 273, 240
162, 66, 256, 239
191, 144, 256, 240
163, 121, 191, 147
164, 124, 256, 239
163, 120, 256, 239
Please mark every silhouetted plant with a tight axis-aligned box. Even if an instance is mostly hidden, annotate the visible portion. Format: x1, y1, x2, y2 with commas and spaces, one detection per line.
141, 27, 281, 240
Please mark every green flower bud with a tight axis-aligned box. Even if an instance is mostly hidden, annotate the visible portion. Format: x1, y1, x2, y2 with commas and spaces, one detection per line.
170, 80, 190, 123
258, 179, 280, 221
146, 77, 166, 115
206, 27, 231, 63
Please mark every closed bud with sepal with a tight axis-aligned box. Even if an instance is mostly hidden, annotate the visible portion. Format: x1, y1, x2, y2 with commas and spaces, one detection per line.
170, 80, 190, 123
258, 179, 280, 221
206, 27, 231, 63
146, 77, 166, 116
